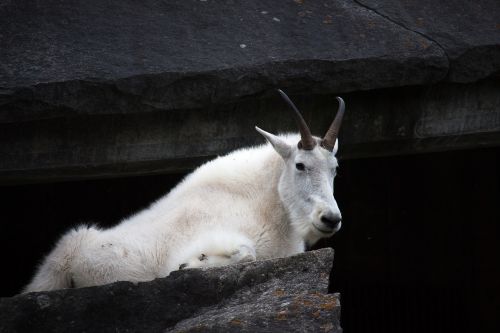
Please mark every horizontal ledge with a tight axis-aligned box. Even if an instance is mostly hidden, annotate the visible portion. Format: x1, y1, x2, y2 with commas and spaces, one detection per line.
1, 81, 499, 185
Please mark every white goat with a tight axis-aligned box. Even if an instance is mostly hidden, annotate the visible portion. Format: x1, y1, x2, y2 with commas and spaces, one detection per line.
23, 90, 345, 293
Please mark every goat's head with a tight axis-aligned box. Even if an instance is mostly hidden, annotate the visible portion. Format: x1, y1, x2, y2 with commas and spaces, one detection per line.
256, 90, 345, 246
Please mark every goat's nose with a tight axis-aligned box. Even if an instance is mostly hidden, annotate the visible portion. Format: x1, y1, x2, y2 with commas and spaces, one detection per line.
320, 213, 342, 229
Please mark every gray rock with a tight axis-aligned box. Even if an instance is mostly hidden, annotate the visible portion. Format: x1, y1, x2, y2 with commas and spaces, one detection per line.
1, 0, 499, 184
0, 248, 341, 333
2, 80, 500, 185
356, 0, 500, 82
0, 0, 446, 118
341, 80, 500, 158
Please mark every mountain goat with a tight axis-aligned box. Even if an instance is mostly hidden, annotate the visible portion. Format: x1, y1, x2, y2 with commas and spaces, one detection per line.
23, 90, 345, 293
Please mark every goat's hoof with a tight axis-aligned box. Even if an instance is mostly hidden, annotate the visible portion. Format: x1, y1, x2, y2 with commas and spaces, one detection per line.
231, 244, 256, 263
179, 244, 256, 270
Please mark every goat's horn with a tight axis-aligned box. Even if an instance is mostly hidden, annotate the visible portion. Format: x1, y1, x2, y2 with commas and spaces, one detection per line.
321, 97, 345, 152
277, 89, 316, 150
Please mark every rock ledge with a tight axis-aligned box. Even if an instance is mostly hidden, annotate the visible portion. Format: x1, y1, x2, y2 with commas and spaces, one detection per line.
0, 248, 341, 333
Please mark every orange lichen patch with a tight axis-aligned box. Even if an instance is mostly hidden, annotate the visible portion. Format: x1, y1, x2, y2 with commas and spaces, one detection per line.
320, 302, 335, 310
366, 20, 376, 28
273, 289, 286, 297
294, 0, 304, 4
319, 298, 339, 310
290, 296, 315, 310
230, 319, 243, 326
323, 15, 333, 24
288, 301, 300, 313
276, 310, 288, 321
403, 38, 415, 50
287, 293, 340, 315
309, 291, 323, 297
301, 299, 314, 306
419, 39, 431, 49
298, 10, 313, 18
320, 322, 335, 332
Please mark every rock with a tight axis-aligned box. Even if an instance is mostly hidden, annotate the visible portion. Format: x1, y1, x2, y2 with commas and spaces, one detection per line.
1, 0, 499, 184
356, 0, 500, 82
2, 80, 500, 184
341, 80, 500, 158
0, 0, 447, 120
0, 248, 341, 333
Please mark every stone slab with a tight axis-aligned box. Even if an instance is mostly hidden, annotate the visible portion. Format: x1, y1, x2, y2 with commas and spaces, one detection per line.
0, 0, 447, 118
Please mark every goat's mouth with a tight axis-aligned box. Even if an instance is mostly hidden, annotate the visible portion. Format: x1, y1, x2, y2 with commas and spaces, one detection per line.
312, 223, 335, 234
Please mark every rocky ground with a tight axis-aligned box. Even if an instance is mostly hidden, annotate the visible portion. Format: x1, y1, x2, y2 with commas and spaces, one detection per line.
0, 248, 341, 333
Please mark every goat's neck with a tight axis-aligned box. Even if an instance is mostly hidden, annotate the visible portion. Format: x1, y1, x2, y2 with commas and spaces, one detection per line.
249, 152, 305, 256
253, 153, 290, 226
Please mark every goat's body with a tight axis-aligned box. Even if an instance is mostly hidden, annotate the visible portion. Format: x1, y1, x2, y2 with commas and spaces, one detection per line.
24, 136, 306, 292
25, 90, 346, 293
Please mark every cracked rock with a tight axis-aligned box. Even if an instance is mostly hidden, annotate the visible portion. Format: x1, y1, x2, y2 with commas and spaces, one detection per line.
356, 0, 500, 82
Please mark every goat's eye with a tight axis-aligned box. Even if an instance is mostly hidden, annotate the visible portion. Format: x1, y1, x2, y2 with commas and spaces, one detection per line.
295, 163, 305, 171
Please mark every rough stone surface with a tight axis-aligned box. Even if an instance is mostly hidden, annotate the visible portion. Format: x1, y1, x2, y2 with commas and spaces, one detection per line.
0, 0, 447, 118
0, 248, 341, 333
357, 0, 500, 82
1, 80, 499, 184
341, 80, 500, 158
1, 0, 499, 184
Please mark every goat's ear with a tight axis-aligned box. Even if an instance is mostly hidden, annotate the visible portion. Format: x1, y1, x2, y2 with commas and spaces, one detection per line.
255, 126, 292, 159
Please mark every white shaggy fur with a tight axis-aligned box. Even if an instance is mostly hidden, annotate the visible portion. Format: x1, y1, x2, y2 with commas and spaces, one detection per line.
24, 131, 342, 293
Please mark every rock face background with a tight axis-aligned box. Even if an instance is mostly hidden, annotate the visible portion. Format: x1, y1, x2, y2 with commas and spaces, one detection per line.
2, 0, 498, 109
1, 0, 448, 109
0, 249, 340, 333
0, 0, 499, 183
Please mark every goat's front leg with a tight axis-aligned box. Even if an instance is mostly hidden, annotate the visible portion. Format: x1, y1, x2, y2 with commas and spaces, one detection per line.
176, 230, 256, 270
179, 244, 256, 270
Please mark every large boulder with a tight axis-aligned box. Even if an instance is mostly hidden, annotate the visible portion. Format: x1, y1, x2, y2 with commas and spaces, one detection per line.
0, 0, 447, 120
0, 248, 341, 333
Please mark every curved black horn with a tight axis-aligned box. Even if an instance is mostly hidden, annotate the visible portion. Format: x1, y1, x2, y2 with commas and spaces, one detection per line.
321, 97, 345, 152
277, 89, 316, 150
